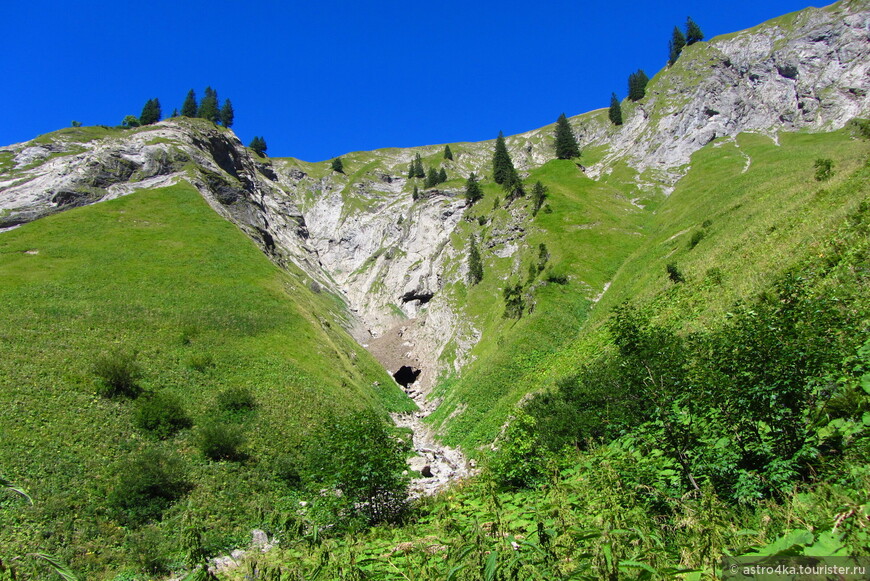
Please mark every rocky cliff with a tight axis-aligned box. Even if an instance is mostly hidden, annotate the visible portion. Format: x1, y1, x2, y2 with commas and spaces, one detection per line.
1, 0, 868, 419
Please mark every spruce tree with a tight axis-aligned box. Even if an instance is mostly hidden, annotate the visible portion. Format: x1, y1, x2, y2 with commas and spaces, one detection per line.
609, 93, 623, 126
331, 157, 344, 173
181, 89, 198, 117
685, 17, 703, 45
439, 167, 447, 183
531, 181, 547, 216
444, 145, 453, 160
627, 69, 649, 101
412, 185, 420, 201
554, 113, 580, 160
249, 136, 267, 156
492, 131, 515, 185
171, 108, 179, 118
220, 99, 234, 128
467, 235, 483, 285
198, 87, 219, 122
409, 153, 425, 179
465, 173, 482, 206
503, 167, 525, 201
139, 98, 161, 125
424, 167, 437, 188
668, 26, 686, 65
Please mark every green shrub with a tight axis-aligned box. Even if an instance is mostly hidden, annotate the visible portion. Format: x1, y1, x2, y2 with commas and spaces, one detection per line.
688, 229, 706, 249
666, 262, 685, 283
814, 158, 834, 181
108, 448, 190, 524
196, 421, 246, 461
303, 410, 408, 527
93, 350, 142, 398
216, 386, 256, 413
133, 391, 192, 439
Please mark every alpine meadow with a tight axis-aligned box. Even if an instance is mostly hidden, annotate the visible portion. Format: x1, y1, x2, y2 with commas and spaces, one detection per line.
1, 1, 869, 579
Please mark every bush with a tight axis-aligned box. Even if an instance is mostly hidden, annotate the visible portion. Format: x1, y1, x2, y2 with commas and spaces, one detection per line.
814, 158, 834, 181
688, 229, 706, 249
666, 262, 685, 283
216, 386, 256, 413
109, 448, 190, 524
303, 410, 408, 527
133, 391, 193, 439
196, 422, 246, 461
93, 350, 142, 398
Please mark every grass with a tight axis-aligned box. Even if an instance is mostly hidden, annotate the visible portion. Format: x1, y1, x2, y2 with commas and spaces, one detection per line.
0, 183, 410, 578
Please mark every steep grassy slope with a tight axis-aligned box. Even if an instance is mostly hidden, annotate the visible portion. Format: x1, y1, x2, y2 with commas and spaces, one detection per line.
0, 183, 410, 578
425, 125, 869, 450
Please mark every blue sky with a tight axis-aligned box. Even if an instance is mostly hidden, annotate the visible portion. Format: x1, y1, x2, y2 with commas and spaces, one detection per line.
2, 0, 822, 161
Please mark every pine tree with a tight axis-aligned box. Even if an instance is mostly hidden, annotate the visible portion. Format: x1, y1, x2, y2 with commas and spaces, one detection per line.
465, 172, 483, 206
171, 108, 179, 118
181, 89, 198, 117
198, 87, 219, 122
444, 145, 453, 160
331, 157, 344, 173
139, 98, 161, 125
609, 93, 623, 126
467, 235, 483, 285
668, 26, 686, 65
439, 167, 447, 183
249, 136, 267, 156
492, 131, 515, 185
220, 99, 234, 128
685, 17, 704, 45
627, 69, 649, 102
531, 181, 547, 216
554, 113, 580, 159
424, 167, 437, 188
412, 185, 420, 201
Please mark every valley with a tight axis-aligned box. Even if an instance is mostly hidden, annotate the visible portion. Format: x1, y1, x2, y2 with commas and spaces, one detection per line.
0, 1, 869, 579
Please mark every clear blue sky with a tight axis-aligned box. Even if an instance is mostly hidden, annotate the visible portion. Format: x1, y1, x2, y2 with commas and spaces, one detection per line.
1, 0, 824, 162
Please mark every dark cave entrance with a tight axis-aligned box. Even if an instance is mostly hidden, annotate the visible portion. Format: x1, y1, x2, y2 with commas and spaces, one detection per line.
393, 365, 421, 388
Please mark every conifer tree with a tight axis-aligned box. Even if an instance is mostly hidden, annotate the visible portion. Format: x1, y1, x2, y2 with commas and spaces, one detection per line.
503, 167, 525, 202
198, 87, 219, 122
444, 145, 453, 160
668, 26, 686, 65
408, 153, 425, 179
492, 131, 515, 186
249, 136, 267, 156
531, 181, 548, 216
424, 167, 437, 188
465, 172, 482, 206
439, 167, 447, 183
467, 235, 483, 285
220, 99, 234, 128
412, 185, 420, 201
554, 113, 580, 159
609, 93, 623, 126
139, 98, 162, 125
171, 108, 179, 118
627, 70, 649, 101
181, 89, 198, 117
685, 16, 704, 45
331, 157, 344, 173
